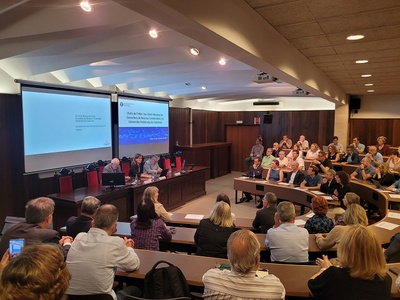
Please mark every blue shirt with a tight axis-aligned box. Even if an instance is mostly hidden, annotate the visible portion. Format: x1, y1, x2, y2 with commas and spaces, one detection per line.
304, 174, 323, 187
355, 165, 376, 180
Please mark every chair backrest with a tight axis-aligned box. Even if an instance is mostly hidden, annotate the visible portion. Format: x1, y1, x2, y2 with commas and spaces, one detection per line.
67, 294, 113, 300
86, 170, 99, 187
164, 158, 171, 170
58, 175, 73, 193
121, 162, 130, 176
1, 216, 25, 236
98, 166, 105, 179
175, 157, 182, 172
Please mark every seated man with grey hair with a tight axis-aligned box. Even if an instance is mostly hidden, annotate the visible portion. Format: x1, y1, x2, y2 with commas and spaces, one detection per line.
265, 201, 309, 263
253, 192, 278, 232
320, 169, 340, 195
103, 158, 122, 173
143, 155, 162, 174
66, 196, 101, 238
202, 230, 285, 299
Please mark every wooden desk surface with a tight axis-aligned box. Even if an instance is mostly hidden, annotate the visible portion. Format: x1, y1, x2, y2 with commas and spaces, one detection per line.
116, 249, 400, 297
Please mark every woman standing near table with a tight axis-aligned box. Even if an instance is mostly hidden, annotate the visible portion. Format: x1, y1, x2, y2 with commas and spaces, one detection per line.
265, 159, 284, 182
309, 225, 391, 300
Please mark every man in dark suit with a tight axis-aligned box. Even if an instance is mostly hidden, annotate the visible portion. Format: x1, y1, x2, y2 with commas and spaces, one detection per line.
253, 192, 278, 232
0, 197, 72, 257
66, 196, 101, 238
320, 169, 340, 195
285, 161, 305, 185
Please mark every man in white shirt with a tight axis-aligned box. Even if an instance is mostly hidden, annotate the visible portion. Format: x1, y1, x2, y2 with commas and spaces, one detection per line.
296, 135, 309, 151
287, 150, 305, 170
66, 204, 140, 299
285, 161, 305, 185
277, 150, 288, 168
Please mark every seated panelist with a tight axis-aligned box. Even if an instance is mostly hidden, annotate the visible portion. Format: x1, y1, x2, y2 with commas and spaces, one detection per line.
103, 158, 122, 173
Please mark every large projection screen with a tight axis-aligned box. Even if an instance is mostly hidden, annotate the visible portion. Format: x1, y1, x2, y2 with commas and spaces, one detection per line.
118, 96, 169, 158
22, 85, 112, 173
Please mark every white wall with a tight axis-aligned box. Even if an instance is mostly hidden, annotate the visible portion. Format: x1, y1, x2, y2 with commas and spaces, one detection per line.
350, 95, 400, 119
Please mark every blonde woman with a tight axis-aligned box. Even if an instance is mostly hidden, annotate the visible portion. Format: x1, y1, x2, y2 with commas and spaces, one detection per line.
305, 143, 320, 160
315, 204, 368, 250
309, 225, 391, 299
142, 186, 171, 222
194, 201, 236, 258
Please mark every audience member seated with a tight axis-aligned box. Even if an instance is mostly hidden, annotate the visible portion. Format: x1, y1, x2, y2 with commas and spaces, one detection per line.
143, 155, 162, 175
376, 135, 391, 156
300, 165, 323, 191
103, 158, 122, 173
329, 136, 344, 153
240, 157, 263, 203
387, 150, 400, 175
202, 230, 285, 300
194, 202, 235, 258
66, 204, 140, 300
388, 179, 400, 193
287, 149, 305, 170
130, 199, 172, 251
278, 134, 292, 150
215, 193, 236, 221
326, 144, 340, 162
305, 196, 334, 234
261, 148, 275, 168
0, 197, 72, 258
265, 159, 284, 182
142, 186, 171, 222
277, 150, 289, 168
371, 163, 395, 186
253, 192, 278, 232
271, 142, 280, 157
335, 192, 361, 225
66, 196, 101, 238
339, 145, 360, 164
366, 145, 384, 167
313, 151, 333, 174
286, 161, 306, 185
245, 138, 264, 169
286, 144, 303, 159
350, 157, 376, 181
331, 171, 352, 208
315, 204, 368, 250
309, 225, 391, 300
352, 137, 365, 154
0, 243, 71, 300
129, 153, 151, 179
320, 169, 339, 195
265, 201, 309, 263
384, 230, 400, 263
296, 134, 309, 151
305, 143, 320, 160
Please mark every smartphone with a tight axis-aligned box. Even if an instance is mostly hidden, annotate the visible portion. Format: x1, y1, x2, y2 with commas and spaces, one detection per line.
389, 266, 400, 276
9, 238, 24, 258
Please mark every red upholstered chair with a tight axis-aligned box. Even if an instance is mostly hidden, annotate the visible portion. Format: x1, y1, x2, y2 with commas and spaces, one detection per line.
97, 165, 105, 179
121, 162, 130, 176
86, 170, 99, 187
164, 158, 171, 170
58, 175, 73, 193
175, 157, 182, 172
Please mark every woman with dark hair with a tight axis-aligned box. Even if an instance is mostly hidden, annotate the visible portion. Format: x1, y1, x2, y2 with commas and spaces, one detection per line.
129, 153, 151, 179
265, 159, 284, 182
326, 144, 340, 162
130, 199, 172, 251
387, 150, 400, 175
331, 171, 352, 208
305, 196, 334, 234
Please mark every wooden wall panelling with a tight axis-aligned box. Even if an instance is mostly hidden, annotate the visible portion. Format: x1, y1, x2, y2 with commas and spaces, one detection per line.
169, 107, 190, 150
349, 119, 399, 148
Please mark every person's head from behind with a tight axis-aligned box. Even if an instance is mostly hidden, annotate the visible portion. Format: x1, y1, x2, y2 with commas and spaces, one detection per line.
81, 196, 101, 217
338, 225, 386, 280
277, 201, 295, 223
228, 230, 260, 274
343, 204, 368, 226
262, 192, 277, 208
25, 197, 55, 229
0, 243, 71, 300
133, 153, 143, 165
216, 193, 231, 207
136, 198, 157, 230
94, 204, 119, 234
142, 186, 159, 203
311, 196, 328, 216
343, 192, 360, 207
210, 201, 233, 228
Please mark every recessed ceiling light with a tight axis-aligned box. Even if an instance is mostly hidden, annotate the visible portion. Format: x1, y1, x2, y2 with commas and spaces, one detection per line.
367, 89, 374, 93
219, 58, 226, 66
355, 59, 368, 64
365, 83, 373, 86
149, 29, 158, 39
201, 86, 207, 90
346, 34, 364, 41
189, 47, 199, 56
361, 74, 371, 78
80, 0, 92, 12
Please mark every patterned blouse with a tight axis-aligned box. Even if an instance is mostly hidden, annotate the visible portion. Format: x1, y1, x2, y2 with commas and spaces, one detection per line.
304, 214, 334, 234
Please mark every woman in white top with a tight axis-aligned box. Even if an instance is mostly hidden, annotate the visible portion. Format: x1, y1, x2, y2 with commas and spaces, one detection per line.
305, 143, 320, 160
286, 144, 303, 159
387, 150, 400, 175
142, 186, 171, 222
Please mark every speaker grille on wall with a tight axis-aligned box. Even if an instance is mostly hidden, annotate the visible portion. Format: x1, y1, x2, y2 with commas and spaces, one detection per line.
349, 97, 361, 110
263, 114, 273, 124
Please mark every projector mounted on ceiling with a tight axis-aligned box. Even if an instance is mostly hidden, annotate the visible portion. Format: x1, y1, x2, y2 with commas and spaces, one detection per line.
253, 72, 277, 84
292, 88, 309, 95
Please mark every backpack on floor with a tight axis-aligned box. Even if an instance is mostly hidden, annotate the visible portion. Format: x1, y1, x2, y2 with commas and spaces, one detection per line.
143, 260, 191, 299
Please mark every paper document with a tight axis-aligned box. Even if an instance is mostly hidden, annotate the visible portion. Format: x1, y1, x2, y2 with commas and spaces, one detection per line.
239, 176, 249, 179
312, 191, 324, 195
389, 194, 400, 199
373, 221, 399, 231
278, 182, 290, 186
323, 195, 333, 201
294, 219, 306, 226
305, 212, 315, 218
388, 212, 400, 219
185, 214, 204, 220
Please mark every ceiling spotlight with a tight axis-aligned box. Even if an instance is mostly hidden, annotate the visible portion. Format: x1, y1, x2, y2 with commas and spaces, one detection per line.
346, 34, 364, 41
80, 0, 92, 12
367, 89, 375, 93
219, 58, 226, 66
201, 86, 207, 90
361, 74, 371, 77
365, 83, 373, 86
149, 29, 158, 39
189, 47, 199, 56
355, 59, 368, 64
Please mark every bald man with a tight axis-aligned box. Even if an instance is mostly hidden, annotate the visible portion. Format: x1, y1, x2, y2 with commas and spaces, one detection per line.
103, 158, 122, 173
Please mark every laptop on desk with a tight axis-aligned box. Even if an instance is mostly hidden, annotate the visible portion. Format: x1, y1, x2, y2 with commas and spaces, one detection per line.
371, 179, 385, 190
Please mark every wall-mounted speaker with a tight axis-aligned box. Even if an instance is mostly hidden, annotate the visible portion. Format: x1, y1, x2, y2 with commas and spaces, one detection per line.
263, 114, 273, 124
349, 97, 361, 110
